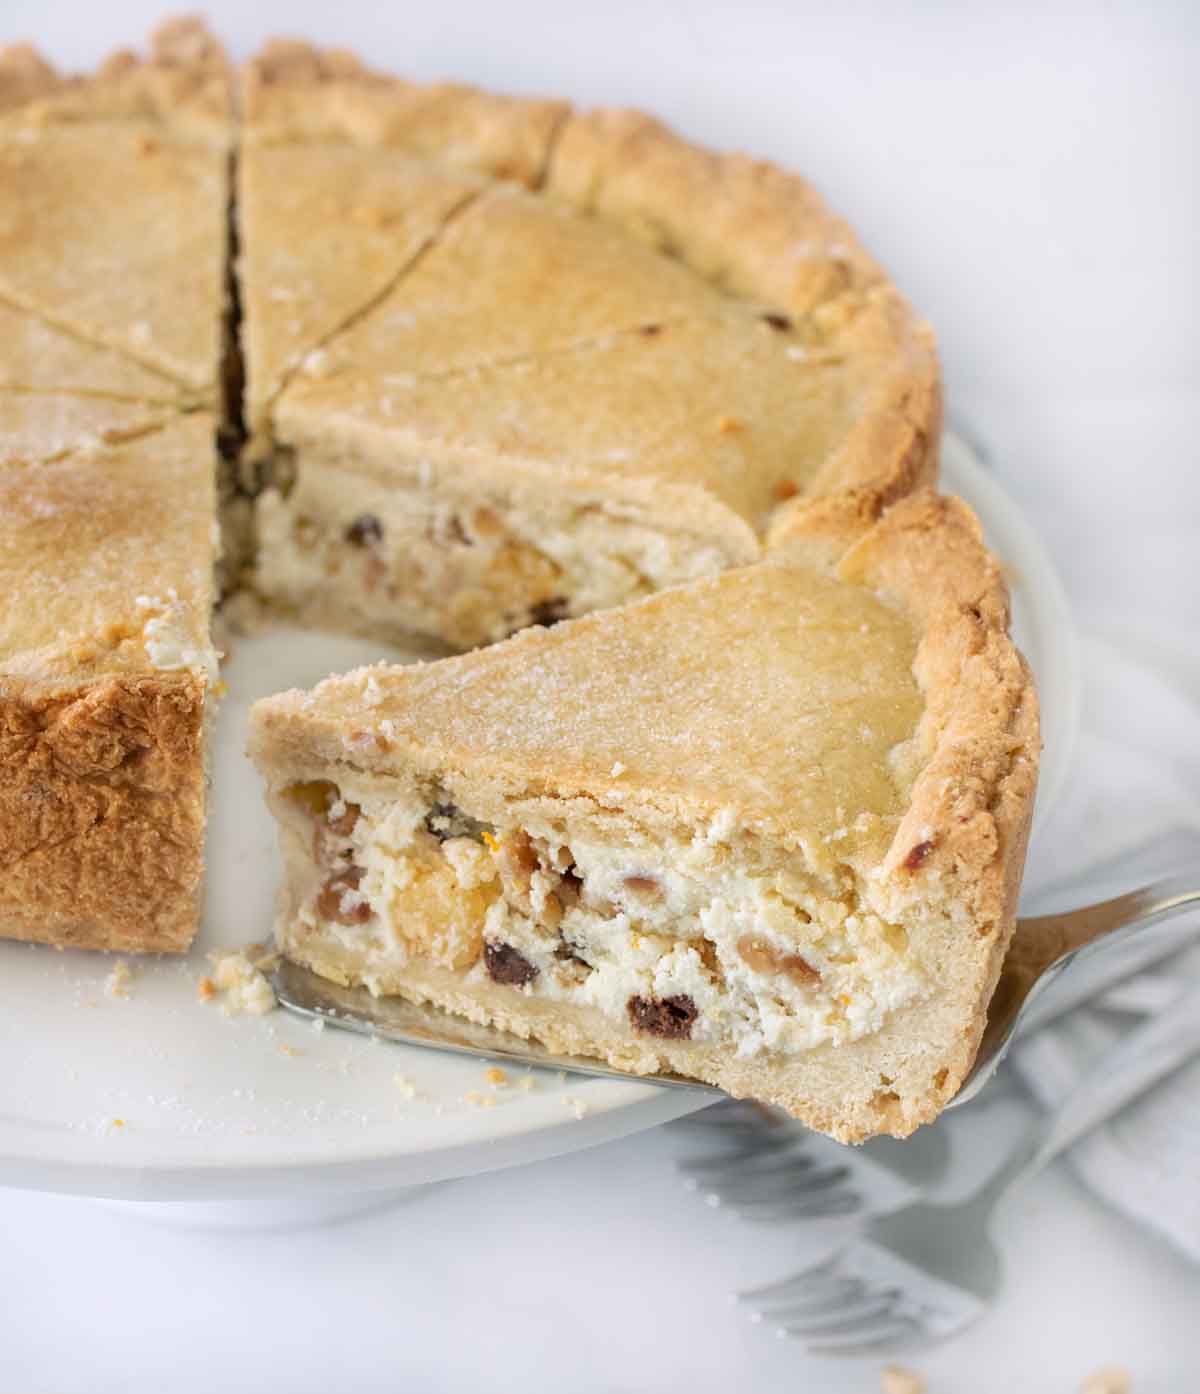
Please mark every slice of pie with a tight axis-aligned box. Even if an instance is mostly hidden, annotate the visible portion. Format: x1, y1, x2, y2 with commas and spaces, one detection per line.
0, 18, 230, 953
249, 492, 1039, 1140
0, 413, 219, 951
241, 42, 939, 650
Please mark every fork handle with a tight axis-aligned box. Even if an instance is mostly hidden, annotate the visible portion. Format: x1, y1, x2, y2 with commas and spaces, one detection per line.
1003, 874, 1200, 1028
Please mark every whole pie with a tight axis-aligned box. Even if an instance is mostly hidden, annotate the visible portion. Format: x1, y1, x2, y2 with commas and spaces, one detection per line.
0, 20, 1037, 1140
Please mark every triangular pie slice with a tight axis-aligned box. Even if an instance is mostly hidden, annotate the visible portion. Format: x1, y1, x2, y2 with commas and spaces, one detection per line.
249, 493, 1038, 1140
0, 298, 183, 464
0, 413, 218, 952
236, 144, 485, 430
244, 45, 938, 652
0, 17, 231, 397
0, 20, 230, 954
0, 297, 183, 401
0, 390, 172, 466
266, 312, 905, 647
237, 41, 568, 431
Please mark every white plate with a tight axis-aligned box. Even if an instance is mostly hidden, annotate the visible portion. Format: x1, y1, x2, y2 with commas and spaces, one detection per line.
0, 433, 1078, 1201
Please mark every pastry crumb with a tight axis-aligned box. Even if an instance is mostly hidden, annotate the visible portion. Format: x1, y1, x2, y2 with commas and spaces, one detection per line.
563, 1096, 589, 1120
484, 1067, 509, 1087
1080, 1368, 1131, 1394
278, 1043, 304, 1058
104, 960, 135, 999
202, 949, 277, 1016
880, 1367, 926, 1394
463, 1091, 497, 1109
517, 1075, 536, 1092
393, 1073, 418, 1099
196, 976, 217, 1002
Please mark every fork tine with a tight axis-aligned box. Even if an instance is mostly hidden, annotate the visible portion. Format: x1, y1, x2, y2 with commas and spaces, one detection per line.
678, 1137, 801, 1173
737, 1256, 844, 1304
702, 1163, 851, 1202
681, 1145, 817, 1182
671, 1101, 783, 1129
747, 1277, 868, 1319
802, 1315, 925, 1357
775, 1289, 901, 1334
680, 1150, 813, 1183
731, 1192, 862, 1223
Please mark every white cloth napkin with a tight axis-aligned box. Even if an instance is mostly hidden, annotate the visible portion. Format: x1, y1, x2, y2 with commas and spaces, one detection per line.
1010, 623, 1200, 1261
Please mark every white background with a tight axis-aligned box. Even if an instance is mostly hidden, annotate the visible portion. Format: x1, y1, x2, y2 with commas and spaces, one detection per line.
3, 2, 1198, 1390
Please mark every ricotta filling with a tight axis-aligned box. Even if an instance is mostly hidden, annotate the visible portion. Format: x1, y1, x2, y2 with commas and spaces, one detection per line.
254, 460, 732, 650
276, 783, 928, 1058
135, 590, 221, 685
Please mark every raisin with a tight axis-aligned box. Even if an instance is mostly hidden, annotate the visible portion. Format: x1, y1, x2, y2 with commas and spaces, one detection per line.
903, 839, 935, 871
327, 801, 361, 837
345, 514, 384, 547
316, 866, 370, 926
554, 935, 589, 966
622, 874, 661, 900
737, 934, 819, 987
529, 597, 568, 628
483, 941, 538, 988
761, 311, 792, 332
639, 322, 663, 337
424, 802, 489, 843
627, 994, 697, 1040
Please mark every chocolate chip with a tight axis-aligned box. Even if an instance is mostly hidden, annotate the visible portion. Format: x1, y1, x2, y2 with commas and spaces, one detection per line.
761, 312, 792, 332
424, 802, 490, 844
903, 839, 936, 871
529, 597, 568, 628
627, 994, 697, 1040
345, 513, 384, 547
484, 941, 538, 988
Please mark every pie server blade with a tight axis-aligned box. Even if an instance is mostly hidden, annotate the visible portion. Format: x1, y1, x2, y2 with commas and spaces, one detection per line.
272, 957, 722, 1093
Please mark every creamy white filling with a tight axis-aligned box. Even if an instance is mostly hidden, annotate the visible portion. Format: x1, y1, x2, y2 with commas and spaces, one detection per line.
255, 463, 732, 647
136, 590, 221, 685
281, 788, 928, 1057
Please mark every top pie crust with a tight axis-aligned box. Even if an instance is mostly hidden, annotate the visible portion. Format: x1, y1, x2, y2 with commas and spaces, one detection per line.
240, 39, 940, 544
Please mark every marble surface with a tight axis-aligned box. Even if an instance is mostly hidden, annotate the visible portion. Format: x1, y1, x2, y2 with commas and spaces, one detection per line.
2, 2, 1198, 1389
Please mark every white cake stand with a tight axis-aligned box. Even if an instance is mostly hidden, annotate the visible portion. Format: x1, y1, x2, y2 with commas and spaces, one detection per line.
0, 432, 1077, 1223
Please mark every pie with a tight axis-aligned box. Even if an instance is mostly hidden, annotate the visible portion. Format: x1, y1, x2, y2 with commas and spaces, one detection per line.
249, 492, 1038, 1141
0, 18, 229, 951
2, 21, 1039, 1139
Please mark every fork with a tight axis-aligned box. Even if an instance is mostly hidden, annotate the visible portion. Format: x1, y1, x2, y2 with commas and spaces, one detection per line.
739, 975, 1200, 1355
675, 1102, 950, 1223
